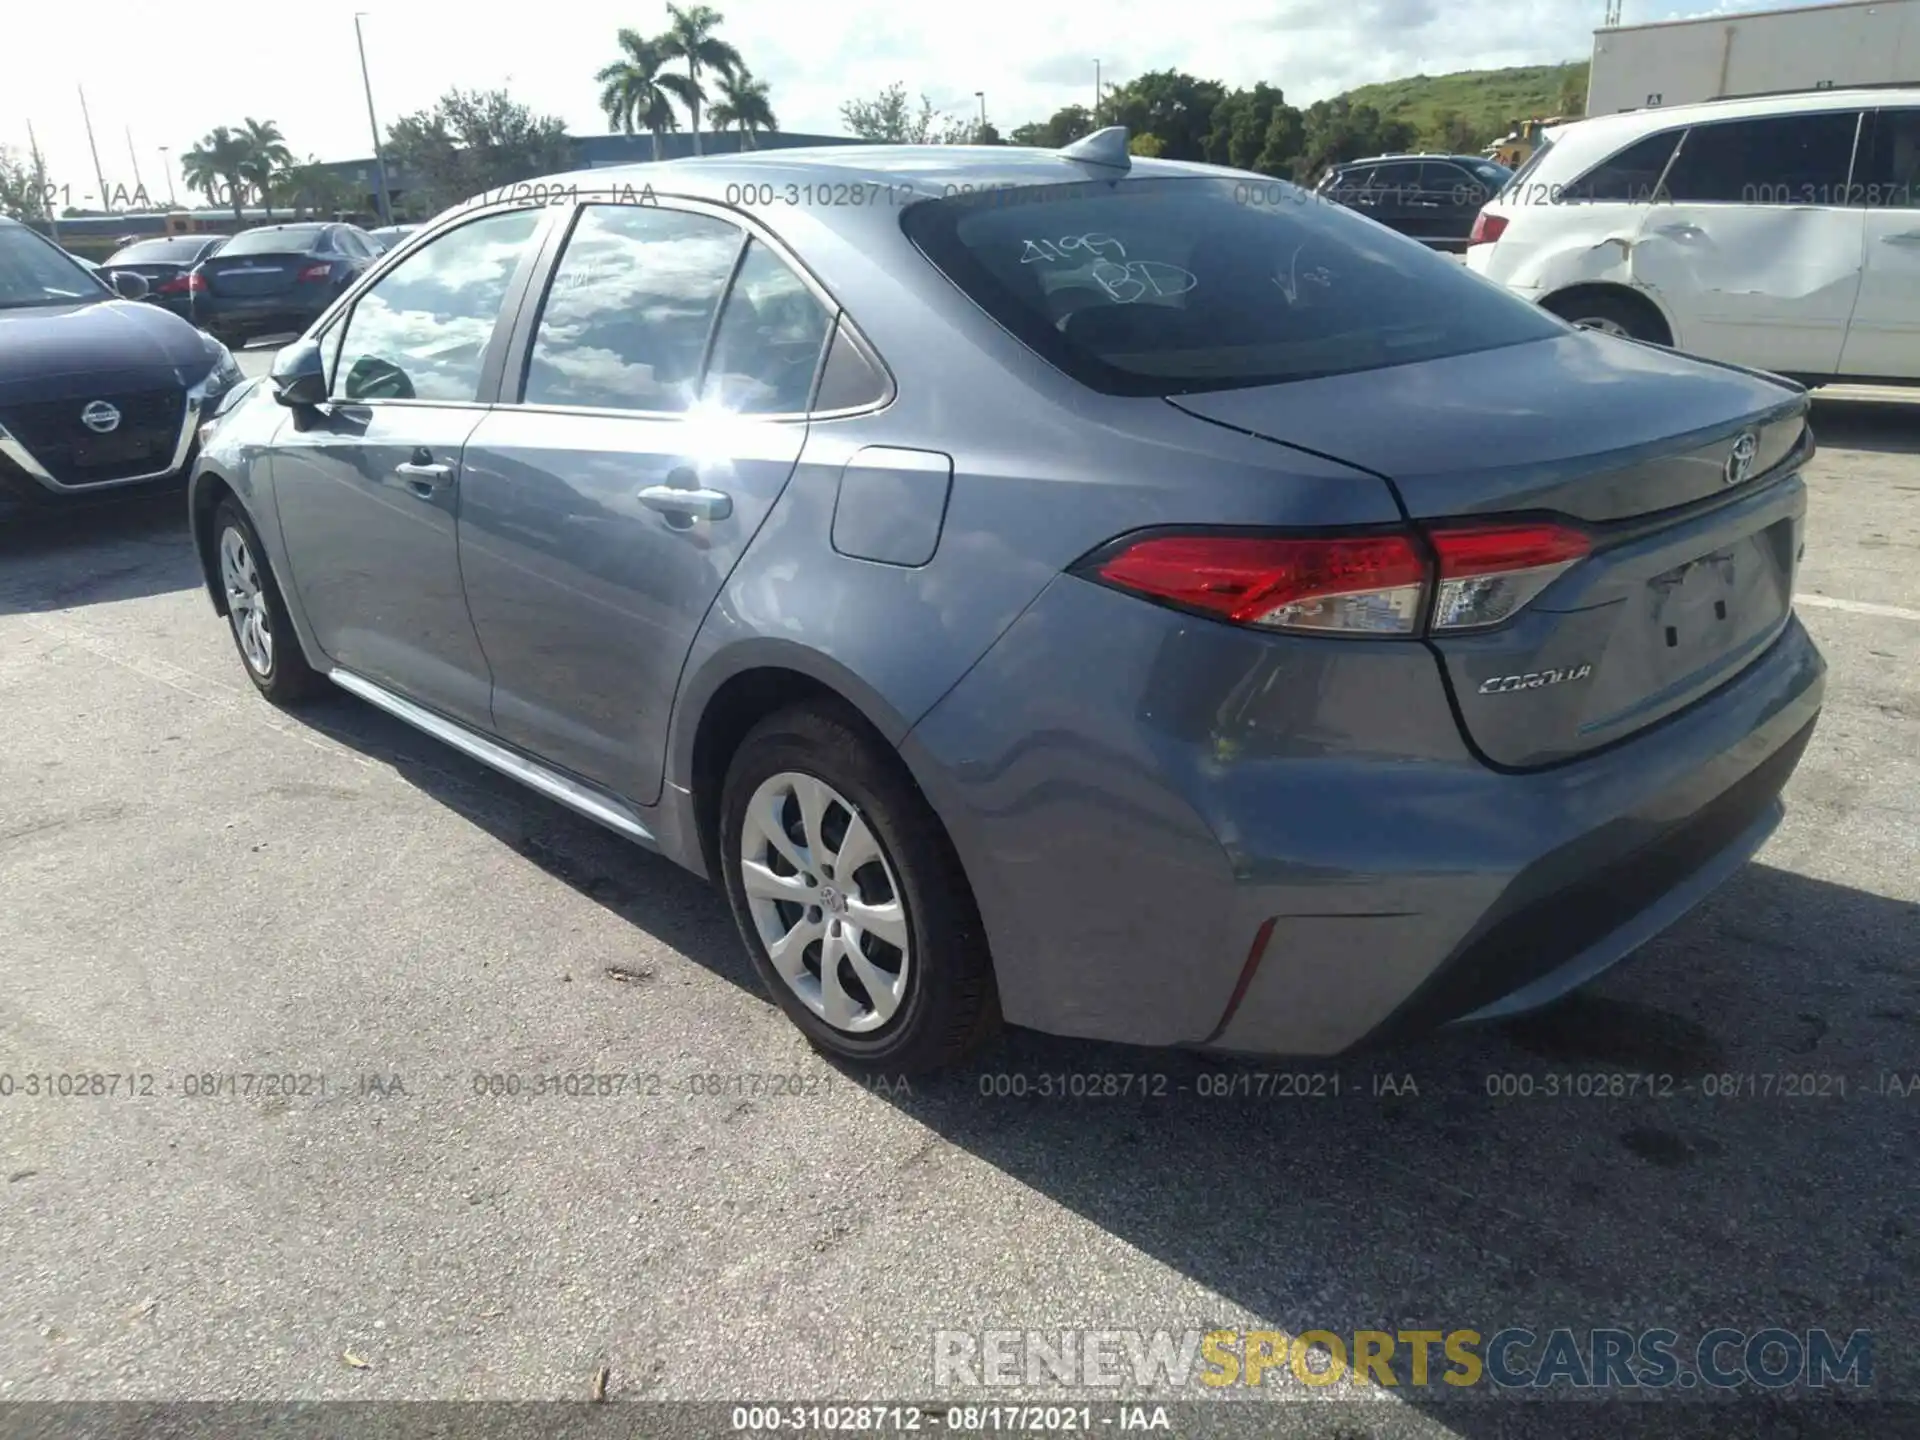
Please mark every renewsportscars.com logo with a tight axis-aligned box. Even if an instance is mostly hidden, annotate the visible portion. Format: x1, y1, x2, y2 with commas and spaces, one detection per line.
933, 1327, 1873, 1392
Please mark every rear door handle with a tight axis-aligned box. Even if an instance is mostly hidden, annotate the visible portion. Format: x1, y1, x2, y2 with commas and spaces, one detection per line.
1651, 222, 1705, 239
638, 483, 732, 522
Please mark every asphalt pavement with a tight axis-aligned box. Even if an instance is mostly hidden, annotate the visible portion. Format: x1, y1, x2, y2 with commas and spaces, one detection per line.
1, 363, 1916, 1435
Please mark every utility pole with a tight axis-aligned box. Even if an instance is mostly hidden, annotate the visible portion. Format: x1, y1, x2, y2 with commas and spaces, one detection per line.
975, 91, 986, 136
1093, 60, 1101, 127
78, 85, 110, 210
354, 12, 394, 225
158, 146, 179, 207
26, 119, 58, 244
124, 127, 147, 203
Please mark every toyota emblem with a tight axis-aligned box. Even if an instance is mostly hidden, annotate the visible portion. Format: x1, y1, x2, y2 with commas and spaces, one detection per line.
80, 400, 122, 434
1725, 431, 1758, 486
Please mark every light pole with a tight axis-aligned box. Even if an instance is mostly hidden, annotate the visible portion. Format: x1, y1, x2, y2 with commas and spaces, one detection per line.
975, 91, 986, 136
353, 12, 394, 225
157, 146, 179, 208
1093, 60, 1101, 127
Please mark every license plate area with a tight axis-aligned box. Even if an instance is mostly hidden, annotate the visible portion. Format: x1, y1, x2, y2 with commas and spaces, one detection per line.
72, 431, 166, 468
1642, 523, 1792, 667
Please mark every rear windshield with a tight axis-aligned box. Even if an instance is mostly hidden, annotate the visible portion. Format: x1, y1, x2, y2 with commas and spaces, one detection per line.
901, 176, 1559, 396
219, 226, 326, 256
107, 237, 211, 264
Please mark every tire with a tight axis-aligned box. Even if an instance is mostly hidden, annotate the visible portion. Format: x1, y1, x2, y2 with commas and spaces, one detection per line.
1544, 290, 1671, 345
719, 701, 999, 1074
213, 499, 327, 704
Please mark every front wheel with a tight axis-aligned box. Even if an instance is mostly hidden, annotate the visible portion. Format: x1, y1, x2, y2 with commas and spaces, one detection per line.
719, 702, 999, 1074
214, 500, 326, 704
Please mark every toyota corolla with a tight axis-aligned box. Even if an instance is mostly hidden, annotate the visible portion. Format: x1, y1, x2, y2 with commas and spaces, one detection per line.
187, 132, 1824, 1073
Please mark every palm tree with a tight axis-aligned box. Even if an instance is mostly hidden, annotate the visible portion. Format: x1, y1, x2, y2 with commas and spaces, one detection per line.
596, 29, 696, 161
238, 117, 292, 217
711, 67, 777, 150
656, 4, 743, 156
180, 127, 252, 218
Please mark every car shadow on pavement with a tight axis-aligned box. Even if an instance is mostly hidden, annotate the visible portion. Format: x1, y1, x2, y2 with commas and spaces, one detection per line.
1810, 395, 1920, 456
0, 492, 199, 616
287, 692, 1917, 1425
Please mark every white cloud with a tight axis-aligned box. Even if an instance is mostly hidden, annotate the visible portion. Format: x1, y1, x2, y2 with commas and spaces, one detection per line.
6, 0, 1818, 206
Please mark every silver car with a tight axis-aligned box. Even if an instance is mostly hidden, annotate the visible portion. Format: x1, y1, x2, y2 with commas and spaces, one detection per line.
188, 131, 1825, 1073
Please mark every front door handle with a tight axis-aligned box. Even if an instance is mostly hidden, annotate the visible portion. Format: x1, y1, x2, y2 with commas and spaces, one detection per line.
394, 454, 453, 496
638, 483, 732, 522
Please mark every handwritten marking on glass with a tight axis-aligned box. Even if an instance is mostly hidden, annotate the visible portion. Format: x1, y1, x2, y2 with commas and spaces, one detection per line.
1019, 233, 1128, 264
1090, 260, 1198, 304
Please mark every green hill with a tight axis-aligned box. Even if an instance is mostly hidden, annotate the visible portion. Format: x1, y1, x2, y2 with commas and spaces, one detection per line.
1339, 61, 1589, 150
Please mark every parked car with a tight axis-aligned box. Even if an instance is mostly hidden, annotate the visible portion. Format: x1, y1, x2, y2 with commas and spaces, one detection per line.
0, 217, 244, 504
366, 224, 421, 253
189, 136, 1824, 1074
188, 221, 379, 347
1316, 153, 1513, 251
100, 233, 230, 319
1466, 88, 1920, 384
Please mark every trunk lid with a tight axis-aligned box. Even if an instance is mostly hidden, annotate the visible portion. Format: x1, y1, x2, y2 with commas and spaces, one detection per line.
1169, 331, 1812, 768
198, 253, 306, 298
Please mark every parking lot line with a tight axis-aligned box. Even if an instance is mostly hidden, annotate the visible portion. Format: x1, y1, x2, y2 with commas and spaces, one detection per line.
1794, 593, 1920, 623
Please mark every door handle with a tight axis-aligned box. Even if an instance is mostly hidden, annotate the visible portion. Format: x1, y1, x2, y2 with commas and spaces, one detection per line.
1651, 222, 1705, 239
393, 458, 453, 496
638, 484, 732, 522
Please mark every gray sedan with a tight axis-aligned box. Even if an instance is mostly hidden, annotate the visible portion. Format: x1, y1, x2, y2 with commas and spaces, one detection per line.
187, 131, 1824, 1073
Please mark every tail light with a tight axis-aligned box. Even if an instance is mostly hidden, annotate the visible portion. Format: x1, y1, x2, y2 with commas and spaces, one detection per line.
1468, 211, 1508, 246
158, 272, 206, 295
1427, 522, 1590, 631
297, 262, 333, 283
1083, 522, 1590, 638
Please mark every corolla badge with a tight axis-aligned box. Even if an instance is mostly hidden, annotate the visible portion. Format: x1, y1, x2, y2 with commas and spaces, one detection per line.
80, 401, 121, 434
1478, 664, 1594, 696
1725, 431, 1758, 486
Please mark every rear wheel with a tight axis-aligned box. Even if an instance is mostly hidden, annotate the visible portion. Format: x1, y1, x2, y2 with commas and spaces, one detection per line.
1544, 290, 1672, 346
719, 702, 999, 1074
215, 500, 326, 704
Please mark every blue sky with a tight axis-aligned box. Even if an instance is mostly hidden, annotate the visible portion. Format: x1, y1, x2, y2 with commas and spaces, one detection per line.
8, 0, 1812, 207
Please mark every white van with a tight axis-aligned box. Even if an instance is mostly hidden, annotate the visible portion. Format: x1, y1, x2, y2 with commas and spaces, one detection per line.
1465, 88, 1920, 385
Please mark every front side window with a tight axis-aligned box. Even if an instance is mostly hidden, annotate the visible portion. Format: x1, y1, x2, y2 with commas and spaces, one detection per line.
523, 205, 743, 413
902, 176, 1561, 397
332, 207, 541, 402
700, 239, 834, 414
1854, 109, 1920, 207
1663, 111, 1861, 204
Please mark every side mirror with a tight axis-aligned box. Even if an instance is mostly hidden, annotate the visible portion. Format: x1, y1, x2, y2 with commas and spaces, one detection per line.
109, 269, 150, 301
269, 337, 330, 408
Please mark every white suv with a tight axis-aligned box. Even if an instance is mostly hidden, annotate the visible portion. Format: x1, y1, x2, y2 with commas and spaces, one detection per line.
1466, 89, 1920, 385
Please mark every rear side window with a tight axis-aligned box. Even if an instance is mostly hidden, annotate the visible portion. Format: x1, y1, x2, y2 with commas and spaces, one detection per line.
1663, 111, 1861, 204
901, 176, 1561, 397
700, 238, 834, 415
1557, 130, 1682, 202
523, 205, 742, 413
220, 225, 328, 256
332, 208, 541, 402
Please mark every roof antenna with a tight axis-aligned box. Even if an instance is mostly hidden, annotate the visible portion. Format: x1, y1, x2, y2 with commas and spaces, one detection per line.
1059, 125, 1131, 172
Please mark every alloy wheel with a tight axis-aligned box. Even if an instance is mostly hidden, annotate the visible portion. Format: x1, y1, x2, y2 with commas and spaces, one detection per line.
738, 771, 911, 1033
219, 525, 274, 677
1574, 315, 1632, 337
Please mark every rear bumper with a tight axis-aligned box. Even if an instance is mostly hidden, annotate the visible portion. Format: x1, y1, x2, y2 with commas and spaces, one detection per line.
902, 575, 1825, 1057
189, 297, 326, 337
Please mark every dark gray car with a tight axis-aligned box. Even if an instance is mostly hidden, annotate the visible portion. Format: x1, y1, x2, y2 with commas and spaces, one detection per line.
187, 132, 1824, 1073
